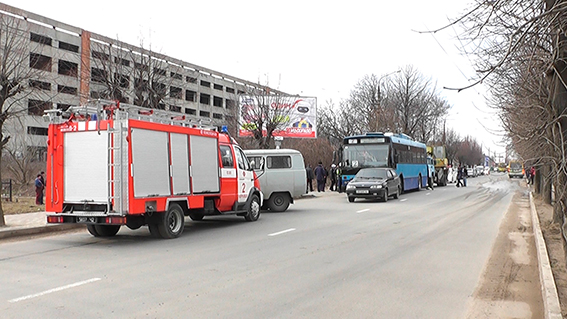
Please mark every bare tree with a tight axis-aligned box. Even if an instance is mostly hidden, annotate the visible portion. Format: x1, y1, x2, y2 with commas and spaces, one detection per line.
0, 14, 52, 226
3, 130, 45, 195
383, 65, 450, 139
317, 99, 360, 141
442, 0, 567, 225
89, 39, 174, 109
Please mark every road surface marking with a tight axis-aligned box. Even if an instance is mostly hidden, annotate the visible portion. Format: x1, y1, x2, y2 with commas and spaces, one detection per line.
426, 192, 431, 196
356, 209, 370, 213
400, 199, 408, 202
9, 278, 101, 303
268, 228, 296, 237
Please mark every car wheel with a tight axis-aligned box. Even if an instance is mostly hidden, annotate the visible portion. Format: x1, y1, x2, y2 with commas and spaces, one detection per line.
382, 189, 388, 202
393, 186, 400, 199
157, 204, 185, 239
245, 194, 261, 221
268, 193, 290, 212
348, 196, 355, 203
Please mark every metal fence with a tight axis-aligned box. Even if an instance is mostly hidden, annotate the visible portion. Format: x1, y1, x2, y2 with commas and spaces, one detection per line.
1, 179, 13, 202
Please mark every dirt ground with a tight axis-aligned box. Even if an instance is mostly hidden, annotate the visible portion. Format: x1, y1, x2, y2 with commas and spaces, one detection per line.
464, 189, 544, 318
0, 197, 42, 215
535, 194, 567, 318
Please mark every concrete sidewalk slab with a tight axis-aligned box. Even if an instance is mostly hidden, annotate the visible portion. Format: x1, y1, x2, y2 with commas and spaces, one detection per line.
0, 211, 84, 240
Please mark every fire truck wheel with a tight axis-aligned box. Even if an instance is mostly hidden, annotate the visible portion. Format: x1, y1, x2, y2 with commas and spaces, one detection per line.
268, 193, 290, 212
244, 194, 261, 221
94, 225, 121, 237
86, 225, 100, 237
158, 204, 185, 239
148, 223, 160, 238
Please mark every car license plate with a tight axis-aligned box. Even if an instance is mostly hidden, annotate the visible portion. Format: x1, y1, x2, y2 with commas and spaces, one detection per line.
356, 190, 369, 194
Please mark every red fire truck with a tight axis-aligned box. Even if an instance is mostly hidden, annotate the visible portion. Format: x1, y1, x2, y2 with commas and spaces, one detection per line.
44, 100, 262, 239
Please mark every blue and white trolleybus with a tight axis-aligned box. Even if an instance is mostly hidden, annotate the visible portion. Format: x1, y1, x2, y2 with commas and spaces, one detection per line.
340, 132, 428, 192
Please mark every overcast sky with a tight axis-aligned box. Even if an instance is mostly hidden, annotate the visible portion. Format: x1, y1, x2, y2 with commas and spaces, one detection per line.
6, 0, 505, 157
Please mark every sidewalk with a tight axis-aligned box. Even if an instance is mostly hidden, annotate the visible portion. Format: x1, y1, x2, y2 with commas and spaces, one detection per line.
0, 211, 83, 240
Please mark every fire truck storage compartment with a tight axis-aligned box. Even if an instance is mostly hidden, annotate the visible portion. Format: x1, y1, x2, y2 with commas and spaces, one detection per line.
131, 128, 171, 197
189, 135, 220, 193
170, 133, 190, 195
64, 130, 109, 203
130, 128, 220, 198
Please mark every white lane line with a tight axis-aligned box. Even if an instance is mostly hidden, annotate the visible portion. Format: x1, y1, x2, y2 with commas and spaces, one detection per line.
400, 199, 408, 202
9, 278, 101, 303
268, 228, 296, 237
356, 209, 370, 213
426, 192, 431, 196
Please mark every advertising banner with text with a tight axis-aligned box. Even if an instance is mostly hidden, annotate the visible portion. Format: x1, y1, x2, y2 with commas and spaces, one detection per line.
238, 96, 317, 138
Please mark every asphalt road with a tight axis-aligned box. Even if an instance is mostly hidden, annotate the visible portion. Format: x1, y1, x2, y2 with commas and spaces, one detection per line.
0, 174, 516, 318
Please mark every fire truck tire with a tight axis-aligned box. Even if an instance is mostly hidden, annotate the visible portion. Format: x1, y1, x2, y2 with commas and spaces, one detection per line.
148, 223, 160, 238
86, 225, 100, 237
268, 193, 290, 212
94, 225, 121, 237
244, 194, 261, 221
157, 204, 185, 239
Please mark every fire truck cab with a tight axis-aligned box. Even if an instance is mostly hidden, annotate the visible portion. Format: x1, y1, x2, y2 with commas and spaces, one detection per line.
44, 100, 262, 239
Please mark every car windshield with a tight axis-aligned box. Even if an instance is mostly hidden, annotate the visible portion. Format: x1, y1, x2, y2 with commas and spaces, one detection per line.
356, 169, 388, 179
510, 162, 522, 170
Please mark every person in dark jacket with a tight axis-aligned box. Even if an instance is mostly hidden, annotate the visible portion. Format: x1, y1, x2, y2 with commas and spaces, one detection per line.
314, 161, 327, 192
306, 164, 314, 192
456, 165, 463, 187
34, 174, 44, 205
330, 164, 337, 191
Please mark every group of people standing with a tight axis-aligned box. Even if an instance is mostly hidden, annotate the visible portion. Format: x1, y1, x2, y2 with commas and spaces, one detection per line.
456, 165, 468, 187
306, 162, 341, 193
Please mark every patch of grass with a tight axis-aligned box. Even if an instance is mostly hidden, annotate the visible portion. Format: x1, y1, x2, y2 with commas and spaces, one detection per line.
1, 197, 43, 215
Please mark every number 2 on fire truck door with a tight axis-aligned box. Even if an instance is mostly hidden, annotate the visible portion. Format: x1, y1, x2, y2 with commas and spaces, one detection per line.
234, 147, 254, 202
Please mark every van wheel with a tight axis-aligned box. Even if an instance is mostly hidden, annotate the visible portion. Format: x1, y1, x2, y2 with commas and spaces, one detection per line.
245, 194, 261, 221
94, 225, 121, 237
268, 193, 290, 212
157, 204, 185, 239
418, 175, 422, 191
86, 225, 100, 237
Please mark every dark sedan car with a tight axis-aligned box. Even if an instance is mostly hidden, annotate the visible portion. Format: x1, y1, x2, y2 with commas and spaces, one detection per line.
345, 168, 401, 202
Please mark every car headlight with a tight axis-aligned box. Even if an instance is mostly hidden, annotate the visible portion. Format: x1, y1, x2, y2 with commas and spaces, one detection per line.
346, 184, 355, 190
370, 185, 383, 189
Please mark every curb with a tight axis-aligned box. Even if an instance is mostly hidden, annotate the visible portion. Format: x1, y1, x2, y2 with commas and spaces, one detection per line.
0, 224, 85, 240
530, 191, 563, 319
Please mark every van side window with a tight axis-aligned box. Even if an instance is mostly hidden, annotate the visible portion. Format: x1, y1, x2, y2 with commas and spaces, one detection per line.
248, 156, 263, 170
219, 145, 234, 168
267, 156, 291, 169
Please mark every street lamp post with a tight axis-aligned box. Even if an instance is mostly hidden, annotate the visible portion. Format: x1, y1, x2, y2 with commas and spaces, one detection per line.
374, 70, 401, 132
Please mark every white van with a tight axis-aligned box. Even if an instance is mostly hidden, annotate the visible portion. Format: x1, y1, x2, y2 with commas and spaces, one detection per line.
244, 149, 307, 212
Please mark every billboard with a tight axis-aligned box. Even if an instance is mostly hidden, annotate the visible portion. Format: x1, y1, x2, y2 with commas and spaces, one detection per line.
238, 96, 317, 138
